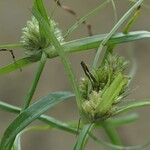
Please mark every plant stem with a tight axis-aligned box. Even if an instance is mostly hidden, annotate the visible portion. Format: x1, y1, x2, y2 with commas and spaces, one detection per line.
22, 52, 47, 110
0, 100, 139, 130
102, 122, 122, 145
74, 123, 94, 150
0, 43, 22, 49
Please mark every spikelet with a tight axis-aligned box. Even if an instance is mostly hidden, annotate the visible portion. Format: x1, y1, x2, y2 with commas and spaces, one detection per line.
20, 16, 63, 56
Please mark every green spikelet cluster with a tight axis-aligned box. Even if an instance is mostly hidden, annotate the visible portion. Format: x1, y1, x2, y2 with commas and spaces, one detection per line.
20, 16, 64, 56
80, 53, 129, 123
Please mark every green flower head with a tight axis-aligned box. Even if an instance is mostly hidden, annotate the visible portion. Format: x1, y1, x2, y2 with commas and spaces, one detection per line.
80, 53, 129, 123
20, 16, 63, 56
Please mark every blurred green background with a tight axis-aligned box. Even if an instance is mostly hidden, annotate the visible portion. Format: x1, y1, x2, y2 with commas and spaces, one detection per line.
0, 0, 150, 149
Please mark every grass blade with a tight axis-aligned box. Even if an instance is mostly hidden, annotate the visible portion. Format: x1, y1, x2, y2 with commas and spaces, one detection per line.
101, 122, 122, 145
0, 100, 77, 134
0, 91, 74, 150
105, 113, 138, 127
91, 133, 150, 150
111, 0, 118, 23
0, 100, 149, 150
74, 124, 94, 150
114, 100, 150, 115
0, 101, 138, 131
64, 0, 110, 37
0, 31, 150, 75
0, 56, 38, 75
0, 43, 22, 49
92, 0, 143, 68
22, 52, 47, 110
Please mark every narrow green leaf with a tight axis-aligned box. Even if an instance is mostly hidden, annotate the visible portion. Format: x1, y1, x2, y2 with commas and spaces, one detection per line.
13, 125, 51, 150
0, 100, 77, 134
0, 100, 149, 150
111, 0, 118, 23
0, 101, 20, 113
91, 133, 150, 150
13, 135, 21, 150
64, 0, 110, 37
97, 74, 127, 113
0, 43, 22, 49
74, 124, 94, 150
0, 56, 38, 75
123, 6, 141, 34
101, 122, 122, 145
34, 0, 49, 22
0, 31, 150, 75
129, 0, 150, 10
0, 91, 74, 150
22, 52, 47, 110
34, 0, 49, 42
114, 100, 150, 115
0, 101, 138, 131
69, 114, 138, 129
105, 113, 138, 127
92, 0, 143, 68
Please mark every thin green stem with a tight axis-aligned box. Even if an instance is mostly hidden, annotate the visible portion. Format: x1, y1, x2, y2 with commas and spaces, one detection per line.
64, 0, 111, 38
114, 100, 150, 115
74, 123, 94, 150
0, 100, 149, 150
0, 100, 139, 129
102, 122, 122, 145
0, 43, 23, 49
123, 6, 141, 34
0, 31, 150, 76
111, 0, 118, 23
23, 52, 47, 110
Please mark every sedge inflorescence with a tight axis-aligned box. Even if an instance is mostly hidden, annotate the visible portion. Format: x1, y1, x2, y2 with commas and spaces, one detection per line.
80, 53, 130, 123
20, 16, 63, 56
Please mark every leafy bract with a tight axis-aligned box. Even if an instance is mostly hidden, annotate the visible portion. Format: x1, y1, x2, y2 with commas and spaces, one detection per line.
0, 91, 74, 150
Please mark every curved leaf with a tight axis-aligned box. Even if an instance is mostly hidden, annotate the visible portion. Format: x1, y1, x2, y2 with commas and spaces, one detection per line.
1, 31, 150, 75
106, 113, 139, 127
0, 101, 138, 132
13, 125, 51, 150
0, 100, 77, 134
64, 0, 110, 37
92, 0, 143, 68
0, 56, 38, 75
91, 133, 150, 150
0, 100, 149, 150
0, 43, 22, 49
114, 100, 150, 115
0, 91, 74, 150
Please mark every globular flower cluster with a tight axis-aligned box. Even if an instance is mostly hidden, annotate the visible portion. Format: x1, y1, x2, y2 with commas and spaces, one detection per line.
80, 53, 129, 123
20, 16, 64, 56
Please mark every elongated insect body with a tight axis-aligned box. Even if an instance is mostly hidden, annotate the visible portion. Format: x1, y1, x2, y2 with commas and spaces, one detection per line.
80, 54, 129, 122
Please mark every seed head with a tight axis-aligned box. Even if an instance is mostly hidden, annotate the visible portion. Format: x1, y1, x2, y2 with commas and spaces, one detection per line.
20, 16, 64, 56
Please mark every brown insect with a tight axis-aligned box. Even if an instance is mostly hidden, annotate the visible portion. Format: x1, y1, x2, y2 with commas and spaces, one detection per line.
54, 0, 93, 36
81, 61, 99, 91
